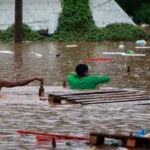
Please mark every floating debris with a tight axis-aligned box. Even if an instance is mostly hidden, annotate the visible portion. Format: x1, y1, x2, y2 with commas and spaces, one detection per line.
121, 53, 145, 56
136, 40, 147, 46
118, 44, 125, 49
125, 50, 134, 54
103, 52, 125, 55
56, 53, 60, 57
116, 147, 128, 150
84, 57, 114, 61
31, 52, 42, 58
135, 46, 150, 49
66, 45, 77, 48
0, 50, 13, 54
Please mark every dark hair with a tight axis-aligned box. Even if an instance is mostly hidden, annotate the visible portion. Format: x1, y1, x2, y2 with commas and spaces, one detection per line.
75, 64, 88, 77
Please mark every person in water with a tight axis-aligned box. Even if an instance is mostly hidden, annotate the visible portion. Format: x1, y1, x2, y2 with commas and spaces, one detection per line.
67, 64, 110, 89
0, 77, 43, 91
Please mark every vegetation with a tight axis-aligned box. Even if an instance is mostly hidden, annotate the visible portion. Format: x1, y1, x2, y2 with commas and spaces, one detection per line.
51, 0, 147, 42
0, 0, 148, 42
0, 24, 46, 42
134, 4, 150, 24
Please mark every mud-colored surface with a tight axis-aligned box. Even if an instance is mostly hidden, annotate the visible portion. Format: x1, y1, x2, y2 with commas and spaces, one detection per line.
0, 41, 150, 150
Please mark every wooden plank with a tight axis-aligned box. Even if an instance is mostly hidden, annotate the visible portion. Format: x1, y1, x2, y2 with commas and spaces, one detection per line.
127, 139, 136, 147
48, 89, 129, 97
48, 92, 136, 104
81, 98, 150, 105
66, 93, 144, 101
74, 97, 149, 103
90, 132, 150, 148
60, 91, 139, 99
48, 95, 77, 105
48, 95, 62, 105
48, 89, 149, 105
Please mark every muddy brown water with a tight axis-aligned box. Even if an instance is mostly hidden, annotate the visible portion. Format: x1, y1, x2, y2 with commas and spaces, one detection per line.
0, 41, 150, 150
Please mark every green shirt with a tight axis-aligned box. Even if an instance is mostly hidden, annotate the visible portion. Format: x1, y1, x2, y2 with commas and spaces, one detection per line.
67, 73, 110, 89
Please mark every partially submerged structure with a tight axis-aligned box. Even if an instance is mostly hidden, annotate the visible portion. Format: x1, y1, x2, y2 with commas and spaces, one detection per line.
0, 0, 135, 34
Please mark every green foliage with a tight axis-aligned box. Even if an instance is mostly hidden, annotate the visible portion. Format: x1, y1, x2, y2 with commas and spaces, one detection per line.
0, 24, 46, 42
104, 23, 147, 41
52, 23, 147, 42
134, 4, 150, 24
0, 1, 148, 42
52, 0, 147, 42
56, 0, 96, 33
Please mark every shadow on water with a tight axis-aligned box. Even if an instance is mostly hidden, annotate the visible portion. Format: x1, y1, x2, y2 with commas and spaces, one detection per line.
0, 41, 150, 150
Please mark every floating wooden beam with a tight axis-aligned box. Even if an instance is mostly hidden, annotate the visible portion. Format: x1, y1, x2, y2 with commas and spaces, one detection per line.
48, 89, 150, 105
90, 132, 150, 148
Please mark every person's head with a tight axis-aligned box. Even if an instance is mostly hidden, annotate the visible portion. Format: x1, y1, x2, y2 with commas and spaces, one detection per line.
75, 64, 89, 77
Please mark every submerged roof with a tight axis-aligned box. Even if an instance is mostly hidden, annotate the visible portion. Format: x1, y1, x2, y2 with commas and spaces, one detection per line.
0, 0, 134, 34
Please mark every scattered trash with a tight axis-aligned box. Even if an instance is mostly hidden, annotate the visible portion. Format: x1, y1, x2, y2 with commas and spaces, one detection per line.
103, 52, 125, 55
0, 50, 13, 54
39, 84, 44, 97
129, 132, 133, 136
140, 24, 149, 28
84, 57, 114, 61
118, 44, 125, 49
103, 51, 145, 56
66, 141, 80, 146
127, 66, 130, 72
136, 40, 147, 46
52, 137, 56, 147
66, 141, 88, 146
63, 81, 66, 88
121, 53, 145, 56
126, 50, 134, 54
135, 46, 150, 49
31, 52, 42, 58
107, 139, 122, 146
36, 135, 60, 142
116, 147, 128, 150
66, 45, 77, 48
144, 133, 150, 137
56, 53, 60, 57
16, 130, 90, 140
136, 128, 148, 137
39, 97, 47, 101
73, 148, 87, 150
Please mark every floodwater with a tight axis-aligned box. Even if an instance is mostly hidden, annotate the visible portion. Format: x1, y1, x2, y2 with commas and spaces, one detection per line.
0, 41, 150, 150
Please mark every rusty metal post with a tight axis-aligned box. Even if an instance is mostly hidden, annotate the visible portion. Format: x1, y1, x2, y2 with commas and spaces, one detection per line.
15, 0, 22, 43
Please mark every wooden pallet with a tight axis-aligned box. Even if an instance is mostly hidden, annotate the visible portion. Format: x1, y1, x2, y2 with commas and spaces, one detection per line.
48, 89, 150, 105
90, 132, 150, 148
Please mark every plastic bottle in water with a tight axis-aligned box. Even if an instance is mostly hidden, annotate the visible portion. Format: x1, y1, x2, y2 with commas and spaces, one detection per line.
52, 137, 56, 147
136, 40, 147, 45
39, 84, 44, 97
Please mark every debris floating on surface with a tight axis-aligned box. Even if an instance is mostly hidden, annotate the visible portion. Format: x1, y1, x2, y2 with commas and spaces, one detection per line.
135, 46, 150, 49
66, 45, 77, 48
0, 50, 13, 54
